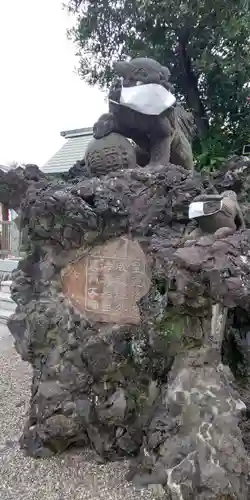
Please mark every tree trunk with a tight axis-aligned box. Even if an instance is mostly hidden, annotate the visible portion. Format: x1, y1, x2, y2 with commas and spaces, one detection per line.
2, 204, 9, 222
177, 40, 209, 139
1, 203, 9, 254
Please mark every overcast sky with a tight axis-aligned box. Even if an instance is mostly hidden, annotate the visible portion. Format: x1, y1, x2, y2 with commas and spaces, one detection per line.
0, 0, 107, 166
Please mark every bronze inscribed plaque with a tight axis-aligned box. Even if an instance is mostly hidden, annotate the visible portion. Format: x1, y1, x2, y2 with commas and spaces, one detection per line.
61, 237, 151, 325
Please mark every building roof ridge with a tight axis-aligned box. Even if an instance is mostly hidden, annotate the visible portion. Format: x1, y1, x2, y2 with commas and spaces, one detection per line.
60, 127, 93, 139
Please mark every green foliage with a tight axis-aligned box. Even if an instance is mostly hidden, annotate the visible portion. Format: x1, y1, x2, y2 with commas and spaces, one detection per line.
156, 313, 185, 342
194, 129, 229, 172
126, 386, 147, 414
66, 0, 250, 167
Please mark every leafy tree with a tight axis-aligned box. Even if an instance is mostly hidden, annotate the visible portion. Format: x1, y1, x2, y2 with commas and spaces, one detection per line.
66, 0, 250, 166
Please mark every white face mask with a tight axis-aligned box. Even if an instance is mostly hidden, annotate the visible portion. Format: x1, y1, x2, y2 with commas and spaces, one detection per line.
188, 201, 222, 219
111, 83, 176, 115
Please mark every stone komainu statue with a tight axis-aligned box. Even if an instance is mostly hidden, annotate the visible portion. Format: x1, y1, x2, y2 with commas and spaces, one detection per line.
93, 57, 196, 170
186, 190, 245, 242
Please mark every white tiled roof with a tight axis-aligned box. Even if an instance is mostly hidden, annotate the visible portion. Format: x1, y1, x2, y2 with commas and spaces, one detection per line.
0, 164, 14, 173
42, 128, 93, 174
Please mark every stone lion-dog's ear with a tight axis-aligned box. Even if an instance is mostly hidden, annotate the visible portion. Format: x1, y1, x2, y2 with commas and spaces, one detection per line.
113, 60, 130, 76
160, 65, 171, 80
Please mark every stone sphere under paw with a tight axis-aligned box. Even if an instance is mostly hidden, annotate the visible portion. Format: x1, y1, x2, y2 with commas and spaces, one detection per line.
85, 133, 136, 177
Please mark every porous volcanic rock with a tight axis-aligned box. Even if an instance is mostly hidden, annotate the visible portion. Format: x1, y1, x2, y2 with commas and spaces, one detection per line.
9, 162, 204, 458
0, 164, 47, 210
1, 158, 250, 497
129, 346, 249, 499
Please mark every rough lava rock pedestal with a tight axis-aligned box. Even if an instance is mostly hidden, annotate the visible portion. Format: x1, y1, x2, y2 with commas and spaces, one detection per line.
8, 162, 203, 460
0, 155, 249, 498
129, 230, 250, 498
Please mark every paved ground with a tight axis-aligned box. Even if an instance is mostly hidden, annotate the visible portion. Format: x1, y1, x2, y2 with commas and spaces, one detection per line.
0, 326, 156, 500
